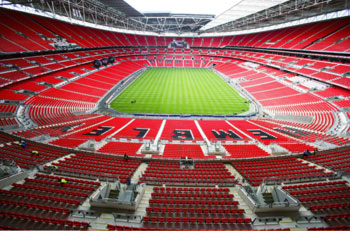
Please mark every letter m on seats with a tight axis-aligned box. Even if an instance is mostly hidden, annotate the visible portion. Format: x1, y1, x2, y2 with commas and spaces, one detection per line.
211, 130, 242, 140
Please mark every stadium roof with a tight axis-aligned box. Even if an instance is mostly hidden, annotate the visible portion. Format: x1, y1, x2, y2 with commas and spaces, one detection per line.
121, 0, 291, 33
95, 0, 349, 34
123, 0, 233, 15
1, 0, 349, 35
199, 0, 289, 31
98, 0, 143, 17
120, 0, 291, 32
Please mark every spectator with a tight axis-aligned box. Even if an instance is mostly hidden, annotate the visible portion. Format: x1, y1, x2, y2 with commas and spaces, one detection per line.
20, 140, 27, 148
303, 149, 311, 159
51, 164, 58, 171
124, 153, 128, 161
31, 150, 39, 156
60, 178, 67, 186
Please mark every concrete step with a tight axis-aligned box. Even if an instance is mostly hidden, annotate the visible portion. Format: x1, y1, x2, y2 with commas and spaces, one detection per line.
131, 163, 148, 184
135, 185, 153, 216
225, 164, 245, 184
90, 213, 114, 231
108, 189, 119, 199
230, 187, 255, 217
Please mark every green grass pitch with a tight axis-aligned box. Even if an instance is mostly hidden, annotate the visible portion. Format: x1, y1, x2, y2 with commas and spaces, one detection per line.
110, 68, 249, 115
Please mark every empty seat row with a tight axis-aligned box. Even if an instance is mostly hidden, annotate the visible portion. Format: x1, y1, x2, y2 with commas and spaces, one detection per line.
146, 207, 243, 214
153, 186, 229, 193
0, 225, 20, 230
0, 198, 69, 214
143, 216, 252, 224
325, 213, 350, 221
149, 199, 239, 207
298, 193, 350, 202
0, 189, 79, 205
12, 183, 88, 197
107, 224, 291, 231
289, 186, 350, 196
282, 180, 347, 189
0, 211, 88, 229
309, 225, 350, 230
310, 202, 350, 211
151, 192, 234, 199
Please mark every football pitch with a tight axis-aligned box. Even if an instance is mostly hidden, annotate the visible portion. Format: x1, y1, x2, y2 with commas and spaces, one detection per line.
110, 68, 249, 115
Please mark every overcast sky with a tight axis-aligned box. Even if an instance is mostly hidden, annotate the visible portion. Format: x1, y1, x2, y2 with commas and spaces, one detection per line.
124, 0, 238, 15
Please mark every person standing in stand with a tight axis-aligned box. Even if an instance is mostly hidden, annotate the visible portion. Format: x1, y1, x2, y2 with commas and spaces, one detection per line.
303, 149, 311, 159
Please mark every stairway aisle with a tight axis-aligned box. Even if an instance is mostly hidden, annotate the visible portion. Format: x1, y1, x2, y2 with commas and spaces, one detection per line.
135, 185, 153, 216
131, 163, 148, 184
225, 163, 245, 184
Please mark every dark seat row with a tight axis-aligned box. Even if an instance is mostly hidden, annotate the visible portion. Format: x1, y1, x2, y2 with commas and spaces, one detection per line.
143, 216, 252, 224
0, 211, 89, 229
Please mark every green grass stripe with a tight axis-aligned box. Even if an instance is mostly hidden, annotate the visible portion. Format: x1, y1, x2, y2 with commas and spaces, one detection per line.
110, 68, 249, 115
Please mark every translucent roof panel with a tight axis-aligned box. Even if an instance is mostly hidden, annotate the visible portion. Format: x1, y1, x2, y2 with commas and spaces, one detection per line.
124, 0, 235, 15
200, 0, 289, 31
